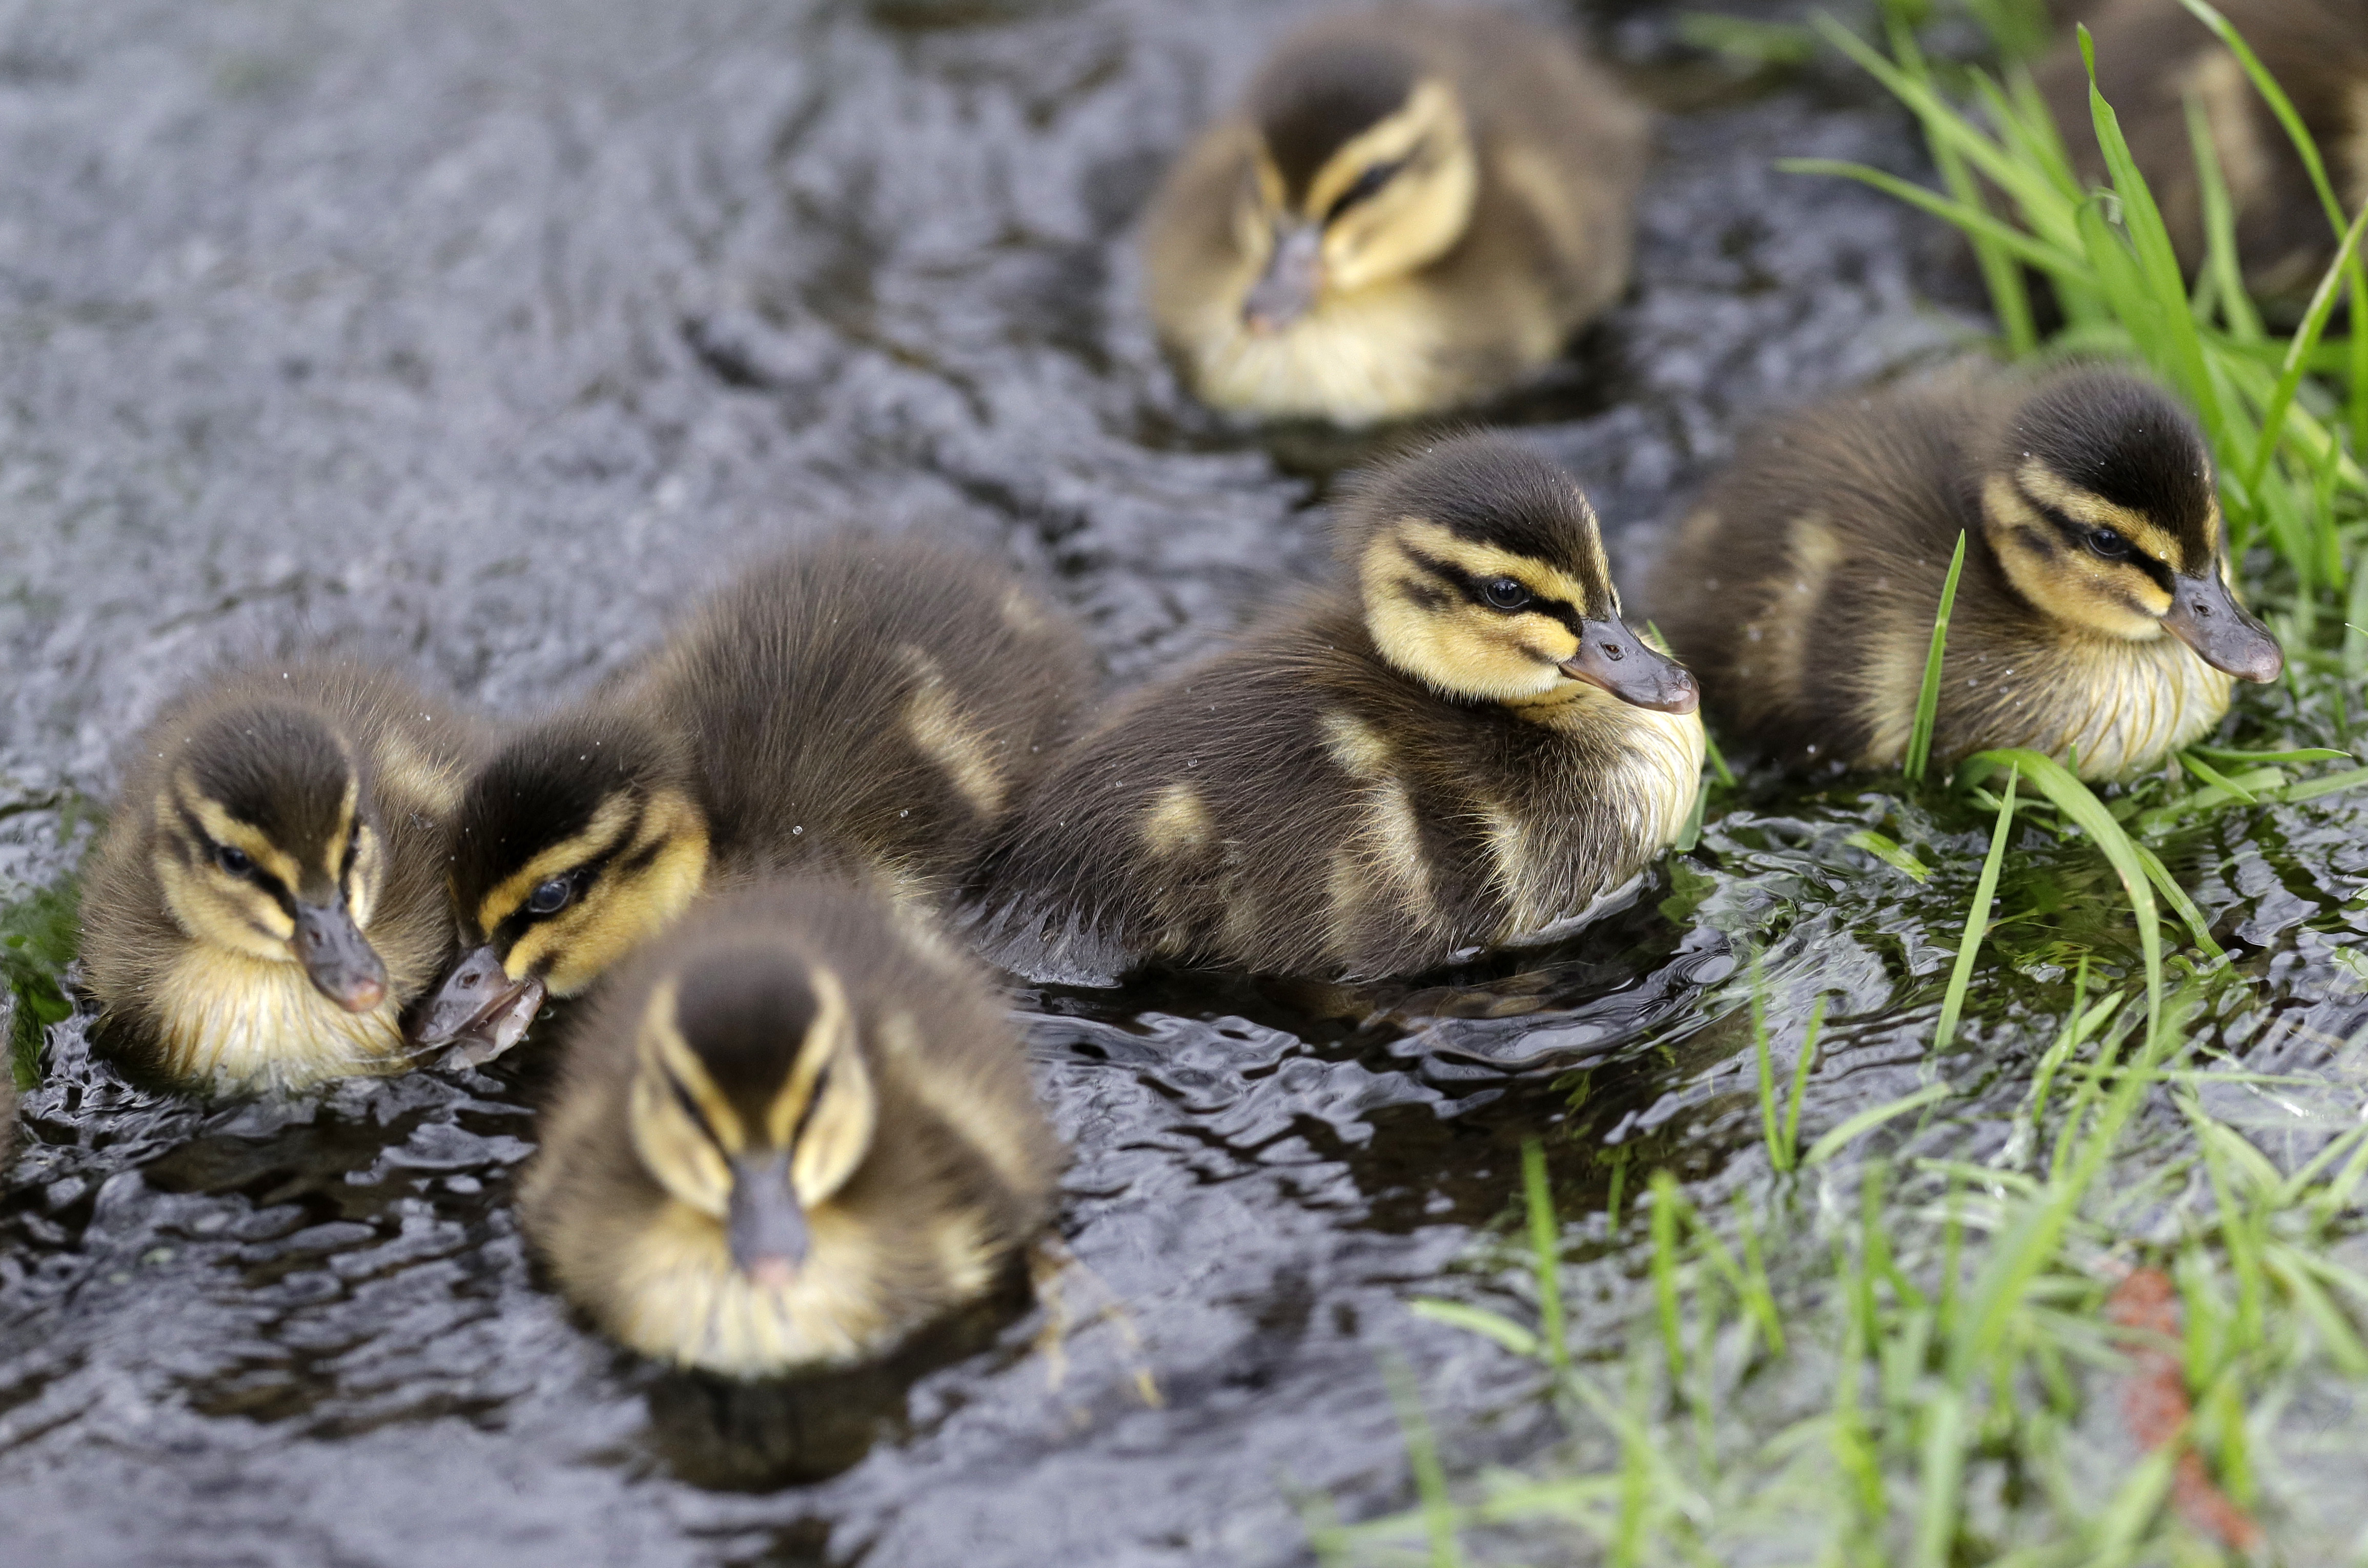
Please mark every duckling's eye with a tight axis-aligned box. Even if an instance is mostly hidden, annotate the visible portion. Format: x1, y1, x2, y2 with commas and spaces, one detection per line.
2085, 527, 2131, 561
1483, 577, 1532, 611
1325, 156, 1407, 223
213, 844, 254, 877
526, 876, 575, 917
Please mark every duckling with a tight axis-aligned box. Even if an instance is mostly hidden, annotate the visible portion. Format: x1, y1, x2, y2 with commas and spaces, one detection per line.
971, 433, 1702, 982
2034, 0, 2368, 304
1141, 4, 1649, 425
1649, 365, 2283, 780
414, 537, 1090, 1054
78, 662, 484, 1091
517, 878, 1060, 1376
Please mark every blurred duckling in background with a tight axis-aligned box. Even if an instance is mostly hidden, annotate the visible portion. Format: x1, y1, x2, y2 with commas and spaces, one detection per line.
415, 538, 1090, 1056
1650, 365, 2282, 780
519, 879, 1060, 1377
2035, 0, 2368, 306
80, 663, 483, 1091
973, 433, 1702, 982
1141, 5, 1648, 425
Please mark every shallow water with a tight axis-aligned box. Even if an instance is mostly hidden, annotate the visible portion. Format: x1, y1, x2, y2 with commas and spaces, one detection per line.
4, 0, 2365, 1562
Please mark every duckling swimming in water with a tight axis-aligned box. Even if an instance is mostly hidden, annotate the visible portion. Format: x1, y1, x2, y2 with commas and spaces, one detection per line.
2035, 0, 2367, 306
1649, 365, 2283, 779
1141, 5, 1649, 425
972, 432, 1702, 982
79, 662, 484, 1091
415, 537, 1090, 1054
518, 878, 1060, 1376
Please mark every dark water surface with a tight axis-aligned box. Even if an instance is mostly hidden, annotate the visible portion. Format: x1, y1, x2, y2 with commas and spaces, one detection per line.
14, 1, 2365, 1563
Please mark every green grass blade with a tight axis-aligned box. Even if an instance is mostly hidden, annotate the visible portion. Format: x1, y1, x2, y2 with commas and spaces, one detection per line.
1846, 827, 1932, 881
1904, 531, 1968, 784
1804, 1081, 1951, 1168
1784, 996, 1823, 1170
2241, 200, 2368, 500
1777, 158, 2088, 277
1935, 765, 2018, 1053
1751, 966, 1788, 1174
2182, 90, 2262, 341
1521, 1141, 1568, 1374
1966, 749, 2166, 1035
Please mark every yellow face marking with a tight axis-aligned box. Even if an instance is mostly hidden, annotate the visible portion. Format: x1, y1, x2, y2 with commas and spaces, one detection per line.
491, 789, 710, 996
784, 969, 875, 1209
1140, 781, 1215, 856
1984, 474, 2173, 642
171, 778, 309, 895
629, 978, 739, 1220
1300, 79, 1477, 295
1359, 517, 1609, 702
2015, 460, 2193, 569
900, 649, 1007, 816
475, 793, 641, 937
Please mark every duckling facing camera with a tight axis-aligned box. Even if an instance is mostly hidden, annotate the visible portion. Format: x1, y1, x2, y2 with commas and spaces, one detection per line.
415, 538, 1090, 1056
1650, 366, 2282, 780
80, 663, 484, 1091
973, 433, 1703, 982
1142, 5, 1648, 424
2034, 0, 2368, 306
518, 880, 1061, 1377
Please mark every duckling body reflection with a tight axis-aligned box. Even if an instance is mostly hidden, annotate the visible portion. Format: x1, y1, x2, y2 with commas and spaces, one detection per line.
1650, 366, 2282, 779
80, 663, 483, 1091
417, 538, 1089, 1051
1142, 5, 1648, 424
975, 434, 1702, 982
2036, 0, 2368, 305
519, 880, 1060, 1376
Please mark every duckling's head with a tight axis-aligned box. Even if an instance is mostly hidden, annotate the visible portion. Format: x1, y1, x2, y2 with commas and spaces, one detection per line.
1981, 371, 2282, 681
1233, 36, 1478, 330
626, 944, 875, 1289
1344, 434, 1699, 712
148, 702, 392, 1012
414, 716, 709, 1051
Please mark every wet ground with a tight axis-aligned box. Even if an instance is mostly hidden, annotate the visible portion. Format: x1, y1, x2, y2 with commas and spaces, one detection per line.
6, 0, 2365, 1563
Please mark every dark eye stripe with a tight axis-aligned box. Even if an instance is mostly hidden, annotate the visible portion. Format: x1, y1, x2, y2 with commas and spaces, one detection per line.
2028, 500, 2173, 591
668, 1071, 726, 1152
178, 805, 296, 915
489, 804, 645, 948
1402, 547, 1586, 633
1324, 153, 1411, 223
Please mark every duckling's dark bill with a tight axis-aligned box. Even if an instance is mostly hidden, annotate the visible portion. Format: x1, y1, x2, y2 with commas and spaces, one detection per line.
291, 900, 390, 1013
728, 1150, 809, 1289
1244, 223, 1322, 333
1561, 621, 1701, 713
412, 943, 546, 1062
2163, 572, 2283, 684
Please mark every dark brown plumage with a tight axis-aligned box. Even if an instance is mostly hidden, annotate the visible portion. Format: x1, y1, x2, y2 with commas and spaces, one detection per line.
971, 434, 1704, 983
1649, 364, 2282, 779
416, 535, 1092, 1049
1141, 4, 1649, 423
518, 879, 1061, 1377
2036, 0, 2368, 304
79, 662, 485, 1091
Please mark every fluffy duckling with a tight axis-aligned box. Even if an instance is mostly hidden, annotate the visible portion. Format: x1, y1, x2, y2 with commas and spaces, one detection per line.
1141, 4, 1649, 425
79, 663, 483, 1091
415, 538, 1090, 1055
973, 433, 1703, 982
1650, 365, 2283, 779
518, 879, 1060, 1376
2035, 0, 2368, 304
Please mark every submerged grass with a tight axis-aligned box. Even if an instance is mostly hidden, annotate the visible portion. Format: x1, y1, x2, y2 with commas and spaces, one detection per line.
1323, 4, 2368, 1560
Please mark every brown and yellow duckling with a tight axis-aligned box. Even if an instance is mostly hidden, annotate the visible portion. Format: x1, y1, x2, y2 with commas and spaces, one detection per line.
1141, 4, 1649, 425
518, 879, 1060, 1377
972, 432, 1703, 982
415, 537, 1091, 1055
2034, 0, 2367, 305
79, 662, 484, 1091
1650, 365, 2283, 779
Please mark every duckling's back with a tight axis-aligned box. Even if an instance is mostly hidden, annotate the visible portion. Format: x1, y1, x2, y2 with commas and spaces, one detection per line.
1649, 379, 1990, 769
622, 537, 1092, 903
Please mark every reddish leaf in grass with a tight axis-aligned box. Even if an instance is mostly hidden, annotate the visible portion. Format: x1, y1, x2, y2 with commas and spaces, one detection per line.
2107, 1267, 2262, 1553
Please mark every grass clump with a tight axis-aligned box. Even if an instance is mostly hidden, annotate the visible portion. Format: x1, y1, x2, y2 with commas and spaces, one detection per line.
1314, 9, 2368, 1562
